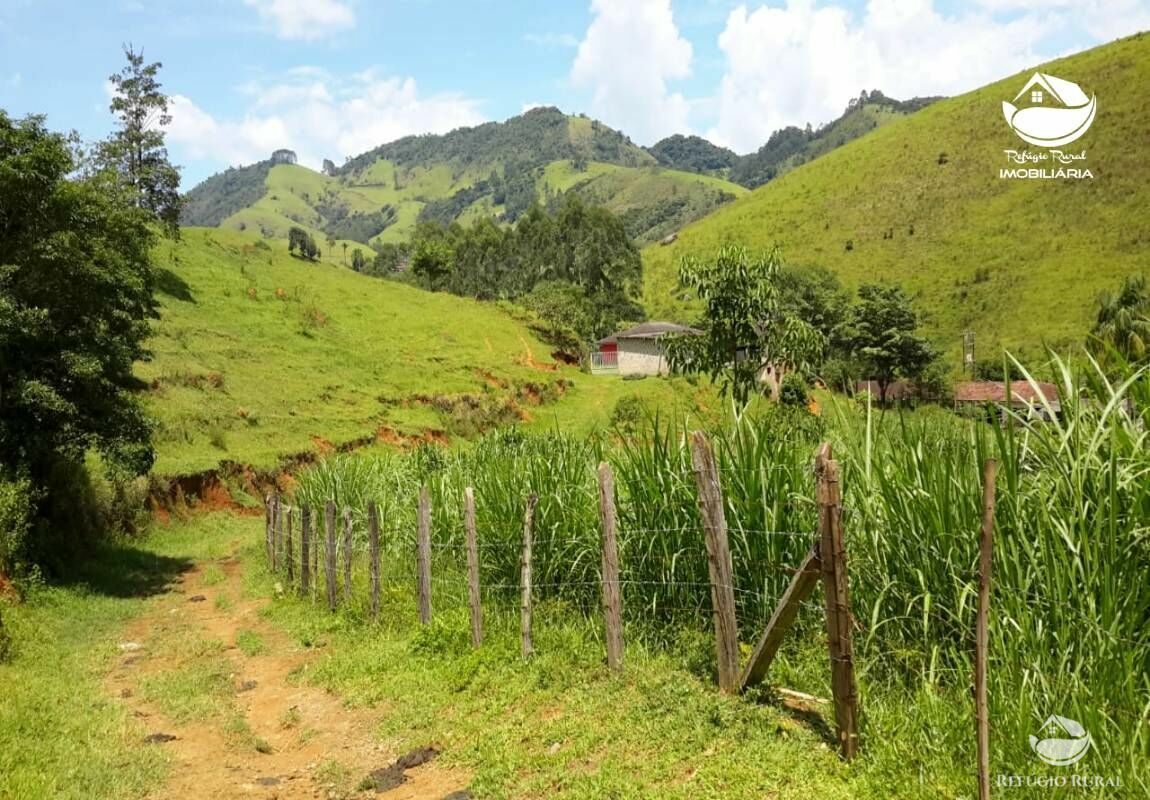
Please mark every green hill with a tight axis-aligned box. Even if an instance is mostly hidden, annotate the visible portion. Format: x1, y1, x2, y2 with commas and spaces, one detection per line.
642, 33, 1150, 360
182, 108, 747, 247
141, 228, 711, 476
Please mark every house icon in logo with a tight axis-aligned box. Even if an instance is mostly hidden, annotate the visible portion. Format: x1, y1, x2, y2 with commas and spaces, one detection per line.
1029, 714, 1092, 766
1002, 73, 1097, 147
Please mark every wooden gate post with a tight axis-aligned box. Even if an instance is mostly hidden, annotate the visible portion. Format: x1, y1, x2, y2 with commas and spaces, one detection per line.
815, 443, 859, 760
976, 459, 997, 800
299, 507, 311, 598
342, 507, 354, 605
464, 488, 483, 648
367, 501, 381, 621
324, 500, 338, 612
597, 463, 624, 671
416, 487, 432, 625
285, 507, 294, 584
690, 432, 740, 694
520, 493, 539, 659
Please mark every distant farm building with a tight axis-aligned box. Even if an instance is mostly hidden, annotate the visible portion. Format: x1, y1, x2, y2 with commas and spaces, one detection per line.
954, 381, 1061, 416
591, 322, 700, 376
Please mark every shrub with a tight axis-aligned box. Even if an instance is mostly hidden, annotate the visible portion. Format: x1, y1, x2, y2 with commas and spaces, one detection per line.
0, 475, 37, 579
778, 373, 809, 406
609, 394, 646, 433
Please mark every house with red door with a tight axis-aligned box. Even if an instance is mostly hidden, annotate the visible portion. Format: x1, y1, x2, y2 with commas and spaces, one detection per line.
591, 322, 700, 376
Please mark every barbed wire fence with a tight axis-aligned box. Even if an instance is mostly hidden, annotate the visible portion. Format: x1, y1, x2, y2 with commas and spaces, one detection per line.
261, 434, 1002, 775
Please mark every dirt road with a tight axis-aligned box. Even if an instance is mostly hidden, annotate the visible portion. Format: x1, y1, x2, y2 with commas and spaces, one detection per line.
105, 545, 471, 799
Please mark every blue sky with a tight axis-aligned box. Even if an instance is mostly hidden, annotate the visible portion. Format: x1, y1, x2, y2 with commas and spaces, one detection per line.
2, 0, 1147, 187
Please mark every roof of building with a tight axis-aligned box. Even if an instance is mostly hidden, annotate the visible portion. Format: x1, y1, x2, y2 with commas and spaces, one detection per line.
597, 321, 701, 346
954, 381, 1060, 405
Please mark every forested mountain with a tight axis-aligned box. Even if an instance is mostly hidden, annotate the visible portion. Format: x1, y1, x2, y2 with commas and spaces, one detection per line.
181, 108, 746, 247
647, 135, 739, 175
647, 91, 941, 189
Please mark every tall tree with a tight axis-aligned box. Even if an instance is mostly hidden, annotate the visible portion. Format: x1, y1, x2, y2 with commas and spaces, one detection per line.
351, 248, 366, 272
1, 112, 157, 481
97, 45, 182, 234
1090, 275, 1150, 368
838, 284, 935, 403
665, 246, 824, 405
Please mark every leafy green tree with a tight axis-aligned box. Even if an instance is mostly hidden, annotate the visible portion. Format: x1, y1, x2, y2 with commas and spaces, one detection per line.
1090, 275, 1149, 368
1, 111, 157, 480
351, 248, 366, 272
838, 284, 935, 403
95, 45, 182, 234
666, 246, 824, 404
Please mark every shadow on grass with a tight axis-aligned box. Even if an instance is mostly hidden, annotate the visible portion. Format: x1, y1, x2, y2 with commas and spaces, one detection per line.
749, 688, 838, 748
56, 542, 194, 599
156, 267, 195, 303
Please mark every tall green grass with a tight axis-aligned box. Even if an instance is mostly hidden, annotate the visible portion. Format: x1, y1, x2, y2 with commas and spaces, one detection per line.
291, 356, 1149, 790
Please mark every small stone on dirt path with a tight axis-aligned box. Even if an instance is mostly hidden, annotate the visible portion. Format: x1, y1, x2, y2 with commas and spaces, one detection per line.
144, 733, 178, 744
442, 792, 473, 800
188, 594, 207, 602
118, 641, 143, 652
255, 776, 281, 786
237, 679, 258, 692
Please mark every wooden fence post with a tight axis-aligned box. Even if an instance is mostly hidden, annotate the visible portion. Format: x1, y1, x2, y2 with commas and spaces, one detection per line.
368, 501, 381, 621
299, 507, 311, 598
740, 544, 822, 690
325, 500, 338, 612
597, 463, 624, 671
264, 493, 274, 568
416, 487, 432, 625
690, 432, 740, 694
273, 494, 284, 572
520, 493, 539, 659
312, 510, 320, 600
342, 507, 354, 605
977, 459, 997, 800
285, 506, 294, 584
464, 487, 483, 648
815, 443, 859, 760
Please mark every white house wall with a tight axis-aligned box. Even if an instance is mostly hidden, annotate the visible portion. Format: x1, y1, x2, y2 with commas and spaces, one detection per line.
618, 338, 668, 376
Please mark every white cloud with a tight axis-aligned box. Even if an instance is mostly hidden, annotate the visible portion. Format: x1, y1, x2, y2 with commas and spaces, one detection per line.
707, 0, 1150, 153
525, 32, 580, 48
244, 0, 355, 41
571, 0, 694, 144
167, 70, 486, 177
708, 0, 1066, 152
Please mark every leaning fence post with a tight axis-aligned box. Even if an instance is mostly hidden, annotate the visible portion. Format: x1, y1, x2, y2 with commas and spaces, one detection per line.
464, 487, 483, 648
368, 501, 381, 621
816, 443, 859, 760
690, 432, 740, 694
597, 463, 624, 671
342, 507, 354, 606
285, 506, 294, 585
325, 500, 338, 612
977, 459, 997, 800
520, 493, 539, 659
416, 487, 432, 625
299, 507, 311, 598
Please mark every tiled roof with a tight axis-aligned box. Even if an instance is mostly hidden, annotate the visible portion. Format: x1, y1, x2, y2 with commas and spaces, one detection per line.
954, 381, 1060, 404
